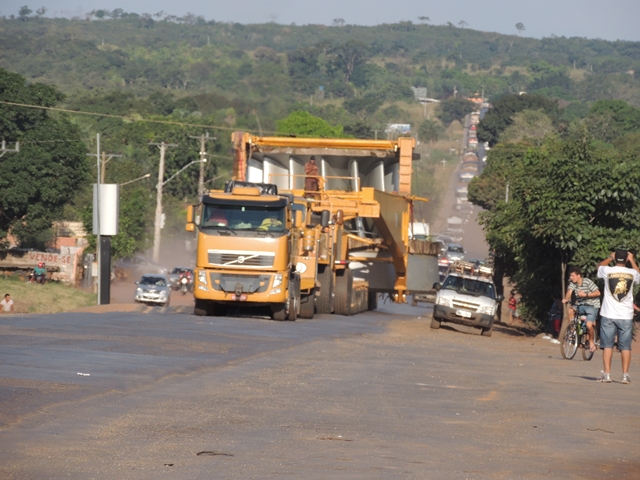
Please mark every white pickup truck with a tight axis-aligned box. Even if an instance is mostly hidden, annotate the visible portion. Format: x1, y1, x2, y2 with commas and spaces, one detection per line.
431, 262, 502, 337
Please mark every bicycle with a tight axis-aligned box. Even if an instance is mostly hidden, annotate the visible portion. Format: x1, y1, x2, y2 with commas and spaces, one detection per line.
560, 296, 599, 361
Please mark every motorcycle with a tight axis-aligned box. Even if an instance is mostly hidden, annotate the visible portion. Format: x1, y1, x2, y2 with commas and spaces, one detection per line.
179, 272, 192, 295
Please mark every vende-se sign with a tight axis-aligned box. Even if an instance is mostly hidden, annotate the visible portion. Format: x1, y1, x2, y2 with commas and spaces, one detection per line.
28, 252, 72, 265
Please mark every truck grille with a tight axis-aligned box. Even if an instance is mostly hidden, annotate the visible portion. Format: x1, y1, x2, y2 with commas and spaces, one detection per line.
208, 249, 275, 268
452, 299, 480, 311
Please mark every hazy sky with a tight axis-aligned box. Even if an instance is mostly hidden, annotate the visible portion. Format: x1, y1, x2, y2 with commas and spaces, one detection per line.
3, 0, 639, 42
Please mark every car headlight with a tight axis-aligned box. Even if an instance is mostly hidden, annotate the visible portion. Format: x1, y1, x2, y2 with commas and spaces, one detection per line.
198, 269, 207, 285
160, 291, 168, 298
136, 288, 143, 294
479, 306, 495, 315
273, 273, 283, 288
436, 296, 451, 307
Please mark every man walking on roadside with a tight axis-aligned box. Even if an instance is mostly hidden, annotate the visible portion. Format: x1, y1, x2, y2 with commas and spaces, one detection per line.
596, 249, 640, 384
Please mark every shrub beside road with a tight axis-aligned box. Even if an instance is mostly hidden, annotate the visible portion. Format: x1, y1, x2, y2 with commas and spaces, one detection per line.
0, 277, 96, 314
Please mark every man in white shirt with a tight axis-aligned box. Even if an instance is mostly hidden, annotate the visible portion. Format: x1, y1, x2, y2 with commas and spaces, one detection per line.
0, 293, 14, 313
596, 249, 640, 384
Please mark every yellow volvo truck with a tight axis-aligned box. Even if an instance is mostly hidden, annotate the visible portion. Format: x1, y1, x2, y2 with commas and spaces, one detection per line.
187, 182, 306, 320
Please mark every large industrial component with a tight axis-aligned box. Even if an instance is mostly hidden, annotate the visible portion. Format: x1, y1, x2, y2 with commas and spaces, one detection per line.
230, 133, 439, 302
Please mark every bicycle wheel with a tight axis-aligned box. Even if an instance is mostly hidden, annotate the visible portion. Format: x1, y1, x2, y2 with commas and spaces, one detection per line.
581, 333, 595, 361
560, 322, 578, 360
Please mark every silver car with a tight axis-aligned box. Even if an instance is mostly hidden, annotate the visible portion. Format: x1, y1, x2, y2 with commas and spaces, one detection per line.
134, 274, 171, 307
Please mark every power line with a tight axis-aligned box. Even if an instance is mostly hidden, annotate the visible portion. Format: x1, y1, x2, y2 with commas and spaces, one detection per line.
0, 100, 253, 133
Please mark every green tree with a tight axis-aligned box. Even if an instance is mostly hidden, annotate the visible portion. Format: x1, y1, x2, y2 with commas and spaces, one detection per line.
436, 97, 475, 126
418, 118, 443, 144
330, 40, 370, 83
477, 94, 559, 147
0, 69, 89, 247
499, 109, 556, 145
469, 134, 640, 324
276, 110, 345, 137
516, 22, 525, 35
586, 100, 640, 143
18, 5, 32, 21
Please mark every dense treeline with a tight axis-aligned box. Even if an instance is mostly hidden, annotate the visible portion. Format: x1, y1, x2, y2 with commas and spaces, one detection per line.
2, 10, 640, 270
470, 94, 640, 325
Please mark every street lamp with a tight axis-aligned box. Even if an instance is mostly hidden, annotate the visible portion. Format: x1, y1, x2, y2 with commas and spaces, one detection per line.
153, 159, 207, 262
162, 159, 207, 186
119, 173, 151, 187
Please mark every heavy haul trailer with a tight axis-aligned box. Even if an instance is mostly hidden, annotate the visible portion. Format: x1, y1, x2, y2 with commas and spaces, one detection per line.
229, 132, 441, 312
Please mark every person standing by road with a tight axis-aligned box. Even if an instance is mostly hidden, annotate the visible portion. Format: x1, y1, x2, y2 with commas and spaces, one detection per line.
508, 291, 517, 324
304, 156, 319, 197
596, 249, 640, 384
1, 293, 14, 313
562, 266, 601, 353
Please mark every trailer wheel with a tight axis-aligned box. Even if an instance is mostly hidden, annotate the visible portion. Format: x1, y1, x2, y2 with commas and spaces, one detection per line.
299, 289, 315, 319
316, 265, 334, 314
335, 269, 355, 316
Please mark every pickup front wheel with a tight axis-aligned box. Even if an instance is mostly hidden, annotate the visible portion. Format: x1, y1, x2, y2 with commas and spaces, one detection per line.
430, 316, 441, 329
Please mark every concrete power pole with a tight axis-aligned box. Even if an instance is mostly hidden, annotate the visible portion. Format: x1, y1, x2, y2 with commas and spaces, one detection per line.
189, 132, 216, 196
100, 151, 122, 182
151, 141, 178, 263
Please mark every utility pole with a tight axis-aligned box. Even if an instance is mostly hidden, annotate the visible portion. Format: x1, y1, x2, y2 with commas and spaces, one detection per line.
0, 140, 19, 158
100, 151, 122, 182
150, 141, 178, 263
188, 132, 216, 196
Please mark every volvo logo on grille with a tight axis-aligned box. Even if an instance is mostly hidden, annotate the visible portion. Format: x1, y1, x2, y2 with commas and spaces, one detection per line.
237, 256, 245, 264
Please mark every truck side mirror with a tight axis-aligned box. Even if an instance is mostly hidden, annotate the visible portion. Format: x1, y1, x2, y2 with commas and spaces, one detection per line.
291, 204, 306, 228
186, 205, 195, 231
496, 294, 504, 302
433, 282, 441, 291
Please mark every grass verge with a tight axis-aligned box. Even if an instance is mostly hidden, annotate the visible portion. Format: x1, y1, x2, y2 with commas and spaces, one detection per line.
0, 277, 96, 314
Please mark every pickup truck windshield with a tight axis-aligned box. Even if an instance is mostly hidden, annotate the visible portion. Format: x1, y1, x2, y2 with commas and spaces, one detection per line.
202, 204, 286, 232
442, 275, 495, 299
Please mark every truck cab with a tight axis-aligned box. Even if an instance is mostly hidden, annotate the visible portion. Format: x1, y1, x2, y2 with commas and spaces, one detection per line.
188, 181, 303, 320
431, 261, 502, 336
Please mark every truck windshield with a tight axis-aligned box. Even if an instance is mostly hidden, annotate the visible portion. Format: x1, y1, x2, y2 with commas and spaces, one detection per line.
442, 275, 495, 299
202, 204, 286, 232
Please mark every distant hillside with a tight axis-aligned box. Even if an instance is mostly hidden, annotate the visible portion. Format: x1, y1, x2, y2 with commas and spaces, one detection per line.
1, 15, 639, 110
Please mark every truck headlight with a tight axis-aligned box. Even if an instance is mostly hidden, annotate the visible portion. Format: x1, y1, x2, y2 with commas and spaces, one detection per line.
436, 297, 451, 307
479, 306, 495, 315
273, 273, 283, 288
198, 270, 207, 285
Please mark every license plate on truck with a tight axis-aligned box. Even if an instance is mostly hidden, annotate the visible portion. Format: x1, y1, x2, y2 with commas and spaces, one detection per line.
456, 309, 472, 318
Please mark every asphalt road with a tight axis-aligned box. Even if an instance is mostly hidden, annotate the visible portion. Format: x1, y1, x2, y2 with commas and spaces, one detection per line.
1, 302, 639, 479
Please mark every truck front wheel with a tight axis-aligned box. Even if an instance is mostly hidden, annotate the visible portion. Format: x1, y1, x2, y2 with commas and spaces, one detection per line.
194, 299, 214, 316
271, 303, 287, 321
299, 289, 315, 319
